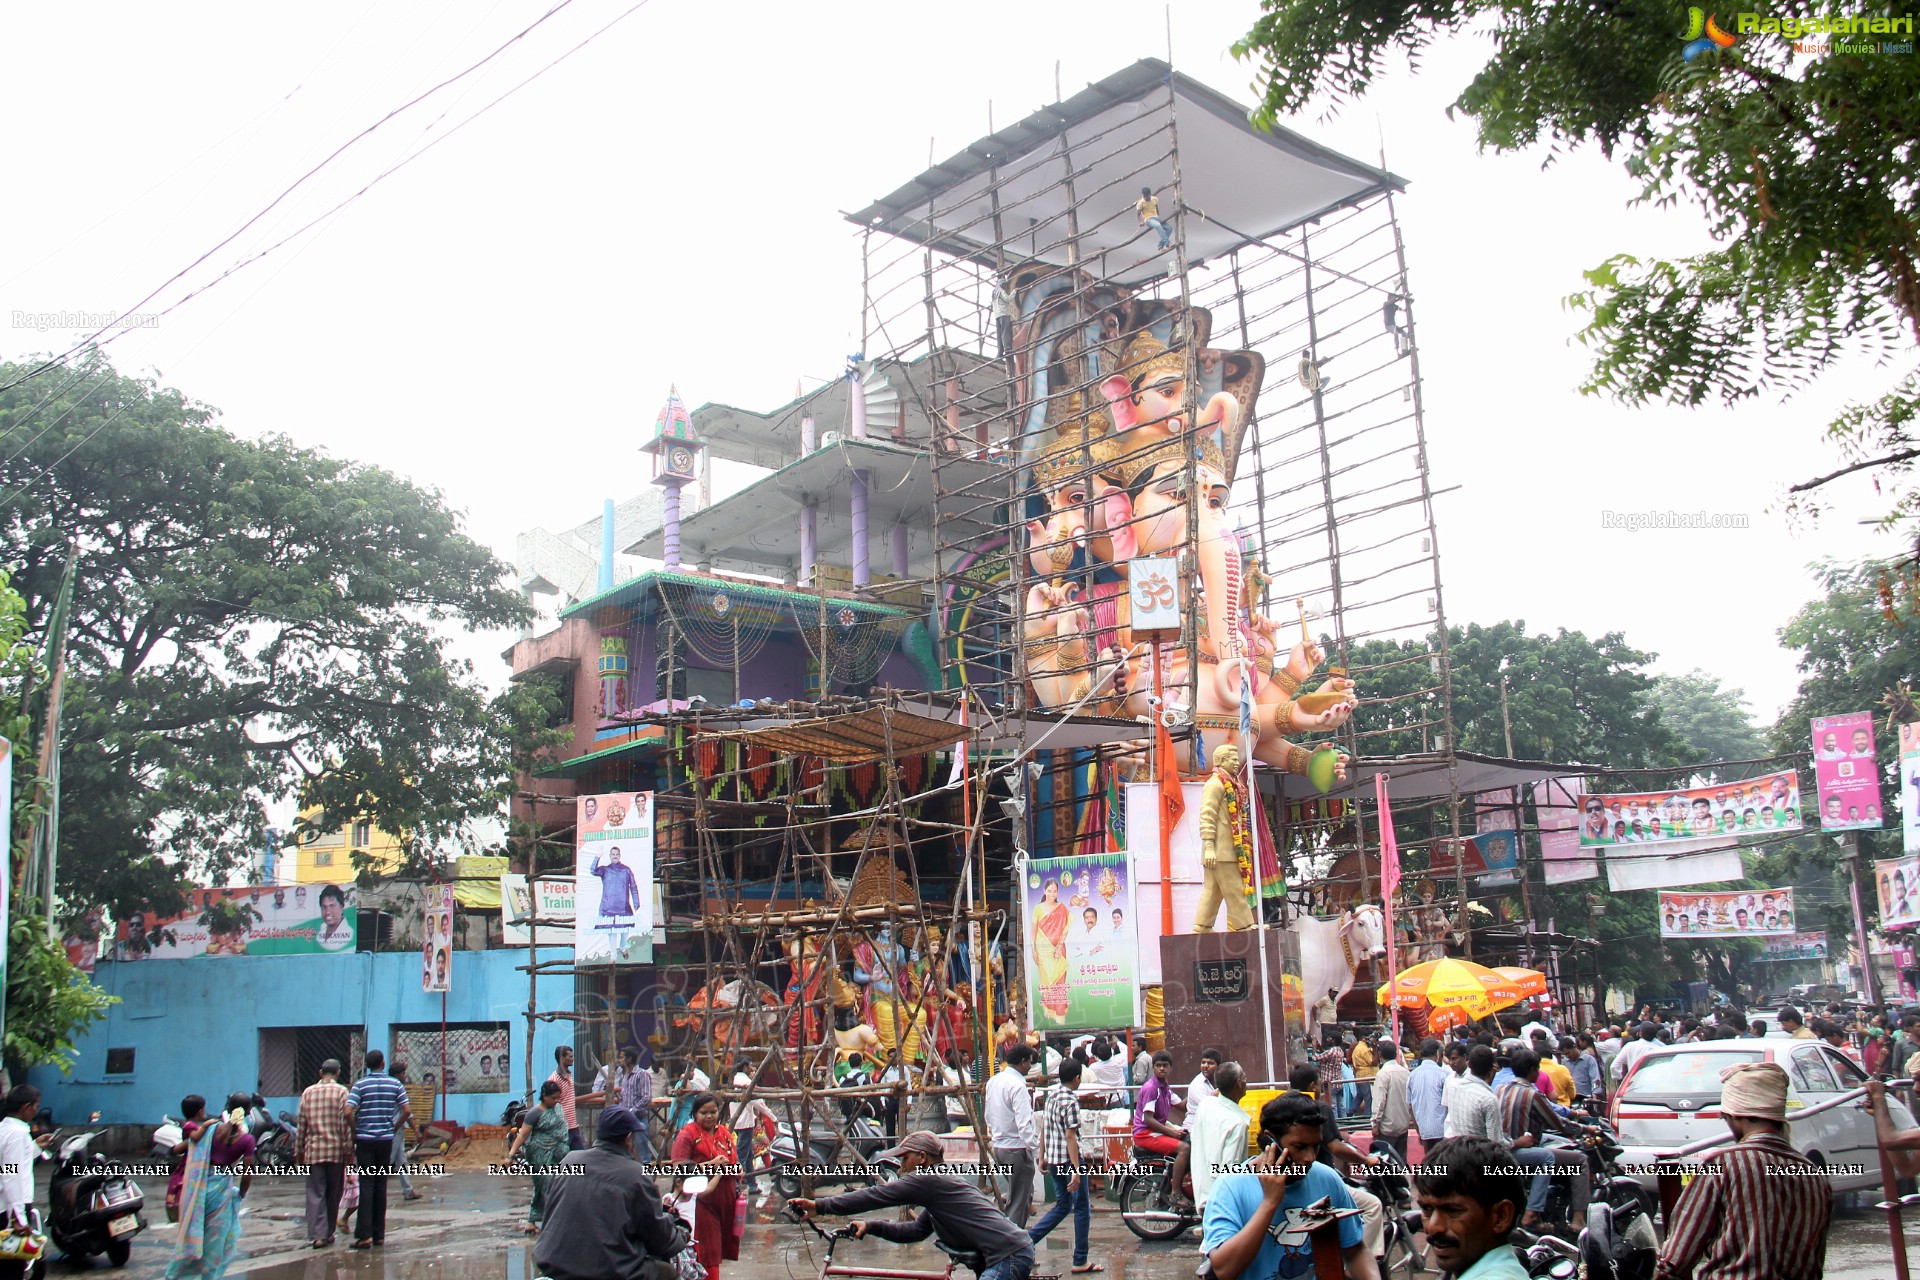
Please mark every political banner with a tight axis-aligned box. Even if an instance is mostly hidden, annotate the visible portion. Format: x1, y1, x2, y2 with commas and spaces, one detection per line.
575, 792, 654, 964
111, 884, 357, 959
1023, 851, 1140, 1031
1761, 931, 1828, 961
501, 874, 576, 946
422, 884, 453, 993
1580, 770, 1803, 846
1902, 723, 1920, 855
1812, 712, 1886, 830
1658, 889, 1798, 938
1876, 854, 1920, 928
1428, 830, 1520, 884
391, 1024, 512, 1094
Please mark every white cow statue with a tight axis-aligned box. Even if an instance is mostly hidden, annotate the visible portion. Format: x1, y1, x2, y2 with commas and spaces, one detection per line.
1290, 904, 1388, 1041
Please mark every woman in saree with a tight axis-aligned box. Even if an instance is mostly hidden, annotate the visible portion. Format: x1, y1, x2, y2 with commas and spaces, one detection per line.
669, 1092, 740, 1280
504, 1081, 569, 1234
167, 1094, 249, 1280
1032, 877, 1071, 1023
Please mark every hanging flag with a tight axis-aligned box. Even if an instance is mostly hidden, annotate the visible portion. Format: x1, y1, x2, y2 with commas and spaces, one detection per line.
1376, 771, 1403, 1044
1238, 660, 1254, 740
1154, 714, 1185, 932
946, 696, 969, 789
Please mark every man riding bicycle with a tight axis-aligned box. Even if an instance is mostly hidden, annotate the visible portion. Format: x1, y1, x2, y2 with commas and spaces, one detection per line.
789, 1131, 1035, 1280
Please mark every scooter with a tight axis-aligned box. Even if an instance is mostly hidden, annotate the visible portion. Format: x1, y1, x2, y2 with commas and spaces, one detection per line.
148, 1116, 185, 1223
46, 1132, 145, 1267
254, 1112, 298, 1171
1118, 1149, 1199, 1241
765, 1099, 893, 1199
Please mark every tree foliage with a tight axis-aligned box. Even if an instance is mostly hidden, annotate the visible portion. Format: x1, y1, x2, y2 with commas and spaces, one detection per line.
5, 914, 116, 1075
1352, 619, 1676, 766
1234, 0, 1920, 538
0, 352, 530, 921
1649, 669, 1768, 769
493, 671, 576, 875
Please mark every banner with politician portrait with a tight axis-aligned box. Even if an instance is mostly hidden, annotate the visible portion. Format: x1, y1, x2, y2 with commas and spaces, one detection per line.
1580, 770, 1804, 847
110, 884, 358, 959
1876, 855, 1920, 928
1023, 851, 1140, 1031
1658, 889, 1798, 938
575, 792, 654, 964
1811, 712, 1886, 831
422, 884, 453, 993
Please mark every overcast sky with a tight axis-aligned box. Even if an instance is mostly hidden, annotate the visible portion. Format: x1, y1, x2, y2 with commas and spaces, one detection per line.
2, 0, 1902, 734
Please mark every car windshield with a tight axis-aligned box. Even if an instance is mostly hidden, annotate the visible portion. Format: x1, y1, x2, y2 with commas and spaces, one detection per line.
1624, 1050, 1765, 1099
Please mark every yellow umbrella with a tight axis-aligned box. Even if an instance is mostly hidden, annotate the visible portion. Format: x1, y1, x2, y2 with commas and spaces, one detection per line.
1377, 958, 1513, 1020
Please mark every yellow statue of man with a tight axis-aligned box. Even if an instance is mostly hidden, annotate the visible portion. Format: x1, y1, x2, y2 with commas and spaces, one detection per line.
1194, 742, 1255, 932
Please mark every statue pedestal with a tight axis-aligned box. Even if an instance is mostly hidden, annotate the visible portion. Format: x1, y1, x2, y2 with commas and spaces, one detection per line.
1159, 928, 1303, 1088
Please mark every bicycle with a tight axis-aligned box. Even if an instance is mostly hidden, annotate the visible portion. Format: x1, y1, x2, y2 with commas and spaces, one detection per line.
786, 1209, 1059, 1280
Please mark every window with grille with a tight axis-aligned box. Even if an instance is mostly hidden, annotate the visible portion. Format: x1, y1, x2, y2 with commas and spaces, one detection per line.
389, 1023, 513, 1094
104, 1048, 135, 1074
259, 1025, 363, 1095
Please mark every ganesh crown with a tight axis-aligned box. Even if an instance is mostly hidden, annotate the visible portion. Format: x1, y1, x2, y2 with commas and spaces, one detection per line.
1118, 329, 1187, 388
1093, 429, 1228, 492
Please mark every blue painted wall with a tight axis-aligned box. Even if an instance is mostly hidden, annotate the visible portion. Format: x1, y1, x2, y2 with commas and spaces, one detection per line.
29, 949, 572, 1127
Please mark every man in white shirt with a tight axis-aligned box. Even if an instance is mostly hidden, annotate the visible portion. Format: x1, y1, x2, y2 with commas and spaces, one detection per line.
1187, 1047, 1223, 1112
984, 1043, 1039, 1226
1369, 1038, 1413, 1164
1188, 1060, 1251, 1212
1443, 1046, 1504, 1143
1609, 1023, 1662, 1089
0, 1085, 52, 1242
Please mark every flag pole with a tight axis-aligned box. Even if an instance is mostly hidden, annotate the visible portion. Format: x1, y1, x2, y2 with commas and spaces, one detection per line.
1240, 662, 1276, 1083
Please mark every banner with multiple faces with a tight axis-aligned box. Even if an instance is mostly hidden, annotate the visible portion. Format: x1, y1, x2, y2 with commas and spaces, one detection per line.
1658, 889, 1798, 938
1581, 770, 1803, 847
575, 792, 655, 964
1022, 851, 1140, 1031
1812, 712, 1886, 831
1876, 854, 1920, 928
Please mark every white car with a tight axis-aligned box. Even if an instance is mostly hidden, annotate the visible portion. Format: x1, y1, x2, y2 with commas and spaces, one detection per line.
1610, 1037, 1914, 1195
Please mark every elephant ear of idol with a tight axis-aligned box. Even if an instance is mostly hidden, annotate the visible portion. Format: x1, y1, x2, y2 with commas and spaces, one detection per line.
1214, 350, 1264, 485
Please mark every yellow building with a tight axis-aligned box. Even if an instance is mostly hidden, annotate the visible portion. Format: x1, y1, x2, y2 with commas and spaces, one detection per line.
285, 807, 405, 883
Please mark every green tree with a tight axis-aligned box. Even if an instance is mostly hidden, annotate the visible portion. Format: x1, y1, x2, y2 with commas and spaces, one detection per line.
1649, 670, 1768, 769
1234, 1, 1920, 545
494, 671, 576, 875
0, 352, 530, 920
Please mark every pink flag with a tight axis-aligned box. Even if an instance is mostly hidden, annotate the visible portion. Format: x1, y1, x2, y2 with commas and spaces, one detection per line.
1376, 772, 1402, 1045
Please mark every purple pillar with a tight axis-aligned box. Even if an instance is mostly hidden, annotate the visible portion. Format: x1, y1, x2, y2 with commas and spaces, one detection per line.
801, 414, 817, 454
662, 481, 683, 570
800, 501, 818, 584
851, 469, 870, 587
849, 368, 868, 439
891, 523, 908, 577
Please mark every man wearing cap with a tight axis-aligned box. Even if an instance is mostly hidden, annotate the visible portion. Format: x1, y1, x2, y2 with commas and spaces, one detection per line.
1369, 1039, 1412, 1164
297, 1058, 352, 1248
535, 1107, 688, 1280
791, 1132, 1035, 1280
1655, 1062, 1830, 1280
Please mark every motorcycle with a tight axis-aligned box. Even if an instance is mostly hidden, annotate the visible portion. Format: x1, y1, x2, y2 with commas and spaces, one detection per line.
254, 1112, 298, 1171
1508, 1226, 1580, 1279
1118, 1149, 1198, 1242
46, 1132, 145, 1267
149, 1116, 185, 1223
1531, 1116, 1658, 1279
765, 1098, 893, 1199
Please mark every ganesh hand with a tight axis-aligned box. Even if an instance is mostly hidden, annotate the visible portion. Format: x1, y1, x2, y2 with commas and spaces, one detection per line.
1286, 639, 1324, 681
1330, 752, 1350, 784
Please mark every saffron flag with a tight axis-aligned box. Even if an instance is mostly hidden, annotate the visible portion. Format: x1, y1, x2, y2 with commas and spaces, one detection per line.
1155, 715, 1185, 932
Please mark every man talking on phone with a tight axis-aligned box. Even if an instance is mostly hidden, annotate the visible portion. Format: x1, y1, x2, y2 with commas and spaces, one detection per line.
1202, 1094, 1378, 1280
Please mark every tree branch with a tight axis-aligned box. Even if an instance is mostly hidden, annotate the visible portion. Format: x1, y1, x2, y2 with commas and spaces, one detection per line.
1789, 447, 1920, 494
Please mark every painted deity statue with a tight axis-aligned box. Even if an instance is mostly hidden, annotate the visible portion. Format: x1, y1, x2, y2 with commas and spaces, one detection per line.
853, 924, 924, 1058
1012, 289, 1357, 785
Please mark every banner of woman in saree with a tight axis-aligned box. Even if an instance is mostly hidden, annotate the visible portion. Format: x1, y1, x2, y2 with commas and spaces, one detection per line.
1658, 888, 1798, 937
1023, 852, 1139, 1031
1580, 770, 1803, 847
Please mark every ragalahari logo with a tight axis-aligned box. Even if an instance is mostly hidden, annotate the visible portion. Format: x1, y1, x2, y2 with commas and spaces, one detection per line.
1682, 7, 1739, 58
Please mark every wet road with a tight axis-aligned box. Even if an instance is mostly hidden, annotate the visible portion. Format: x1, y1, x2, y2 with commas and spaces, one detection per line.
56, 1171, 1910, 1280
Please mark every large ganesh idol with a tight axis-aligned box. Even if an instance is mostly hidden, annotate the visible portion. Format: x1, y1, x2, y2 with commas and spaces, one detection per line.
1014, 294, 1356, 784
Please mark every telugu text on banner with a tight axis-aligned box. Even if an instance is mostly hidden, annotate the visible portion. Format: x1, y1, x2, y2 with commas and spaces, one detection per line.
111, 884, 357, 959
1023, 851, 1140, 1031
1811, 712, 1886, 831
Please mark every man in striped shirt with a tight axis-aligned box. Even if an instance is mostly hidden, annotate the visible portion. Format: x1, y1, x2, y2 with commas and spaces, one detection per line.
1655, 1061, 1831, 1280
344, 1049, 411, 1249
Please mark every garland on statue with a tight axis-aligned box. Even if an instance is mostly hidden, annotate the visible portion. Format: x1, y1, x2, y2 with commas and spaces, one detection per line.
1219, 769, 1256, 909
